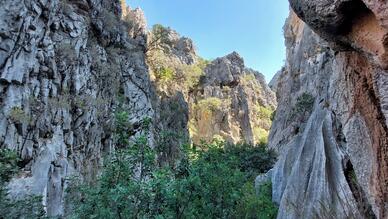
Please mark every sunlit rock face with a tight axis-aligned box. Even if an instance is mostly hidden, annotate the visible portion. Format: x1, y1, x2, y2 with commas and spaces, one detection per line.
189, 52, 276, 144
269, 0, 388, 217
0, 0, 155, 216
147, 25, 277, 146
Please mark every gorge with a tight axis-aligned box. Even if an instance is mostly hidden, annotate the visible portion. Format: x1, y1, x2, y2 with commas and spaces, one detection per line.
0, 0, 387, 218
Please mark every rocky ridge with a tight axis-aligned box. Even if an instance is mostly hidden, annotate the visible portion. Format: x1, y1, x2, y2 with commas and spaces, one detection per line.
146, 26, 276, 145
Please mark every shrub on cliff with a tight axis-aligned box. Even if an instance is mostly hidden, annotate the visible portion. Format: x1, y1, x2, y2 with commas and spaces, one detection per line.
289, 92, 315, 121
147, 24, 172, 53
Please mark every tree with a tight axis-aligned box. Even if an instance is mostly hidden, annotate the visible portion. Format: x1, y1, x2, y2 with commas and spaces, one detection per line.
147, 24, 172, 53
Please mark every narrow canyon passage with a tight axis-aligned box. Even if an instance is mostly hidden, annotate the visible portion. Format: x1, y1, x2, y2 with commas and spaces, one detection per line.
0, 0, 387, 218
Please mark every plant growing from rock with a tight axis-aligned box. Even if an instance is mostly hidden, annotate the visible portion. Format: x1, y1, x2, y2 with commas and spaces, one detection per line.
147, 24, 173, 53
9, 107, 31, 125
289, 92, 315, 121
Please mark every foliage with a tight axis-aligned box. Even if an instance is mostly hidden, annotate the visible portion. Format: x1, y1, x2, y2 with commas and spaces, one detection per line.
256, 106, 273, 120
240, 73, 262, 91
294, 92, 315, 115
240, 73, 256, 84
0, 149, 45, 218
0, 149, 19, 184
195, 97, 223, 113
180, 57, 209, 89
68, 112, 278, 218
237, 182, 278, 219
156, 66, 175, 82
147, 24, 173, 53
253, 127, 270, 145
147, 49, 209, 90
288, 92, 315, 122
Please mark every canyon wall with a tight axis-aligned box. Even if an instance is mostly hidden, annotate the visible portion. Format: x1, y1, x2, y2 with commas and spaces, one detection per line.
0, 0, 155, 216
269, 1, 388, 218
0, 0, 276, 216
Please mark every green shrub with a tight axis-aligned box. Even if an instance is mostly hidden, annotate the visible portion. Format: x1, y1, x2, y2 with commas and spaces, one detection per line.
68, 135, 277, 218
237, 182, 278, 219
253, 127, 270, 145
195, 97, 223, 113
256, 105, 274, 120
294, 92, 315, 114
156, 66, 175, 82
289, 92, 315, 121
147, 24, 173, 53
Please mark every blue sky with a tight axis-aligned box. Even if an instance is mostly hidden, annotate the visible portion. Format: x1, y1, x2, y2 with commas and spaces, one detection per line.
127, 0, 289, 82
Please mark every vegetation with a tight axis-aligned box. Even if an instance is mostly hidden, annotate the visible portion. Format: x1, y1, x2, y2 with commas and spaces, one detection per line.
147, 24, 173, 53
180, 57, 210, 89
253, 127, 270, 145
195, 97, 223, 113
237, 182, 278, 219
289, 92, 315, 121
156, 66, 175, 82
146, 24, 209, 90
67, 109, 278, 219
256, 106, 273, 121
294, 92, 315, 114
0, 149, 45, 218
9, 107, 31, 125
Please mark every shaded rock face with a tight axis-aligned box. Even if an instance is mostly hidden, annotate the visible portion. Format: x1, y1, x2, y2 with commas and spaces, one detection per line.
190, 52, 276, 144
0, 0, 154, 216
269, 2, 388, 217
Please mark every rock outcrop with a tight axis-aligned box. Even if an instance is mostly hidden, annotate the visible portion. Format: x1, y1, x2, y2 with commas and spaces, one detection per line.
0, 0, 155, 216
269, 1, 388, 218
189, 52, 276, 144
146, 26, 276, 146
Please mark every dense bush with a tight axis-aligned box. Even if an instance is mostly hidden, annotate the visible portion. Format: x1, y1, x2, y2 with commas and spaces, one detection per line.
67, 111, 278, 218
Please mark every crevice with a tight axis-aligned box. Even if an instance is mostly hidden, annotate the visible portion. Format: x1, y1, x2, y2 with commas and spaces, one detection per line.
344, 160, 376, 219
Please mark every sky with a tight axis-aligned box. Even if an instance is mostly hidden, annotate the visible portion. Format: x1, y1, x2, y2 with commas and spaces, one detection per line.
127, 0, 290, 82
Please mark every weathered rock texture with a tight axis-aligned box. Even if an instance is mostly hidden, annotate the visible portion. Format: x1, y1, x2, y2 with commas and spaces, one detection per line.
269, 1, 388, 218
189, 52, 276, 144
0, 0, 155, 216
147, 26, 276, 145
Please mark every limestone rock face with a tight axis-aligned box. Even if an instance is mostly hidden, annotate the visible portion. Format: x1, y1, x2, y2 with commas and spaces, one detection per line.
147, 25, 276, 146
189, 52, 276, 144
269, 3, 388, 217
0, 0, 155, 216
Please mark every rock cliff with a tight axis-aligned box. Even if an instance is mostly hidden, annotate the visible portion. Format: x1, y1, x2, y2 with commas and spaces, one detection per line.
269, 1, 388, 218
146, 26, 276, 145
189, 52, 276, 144
0, 0, 155, 216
